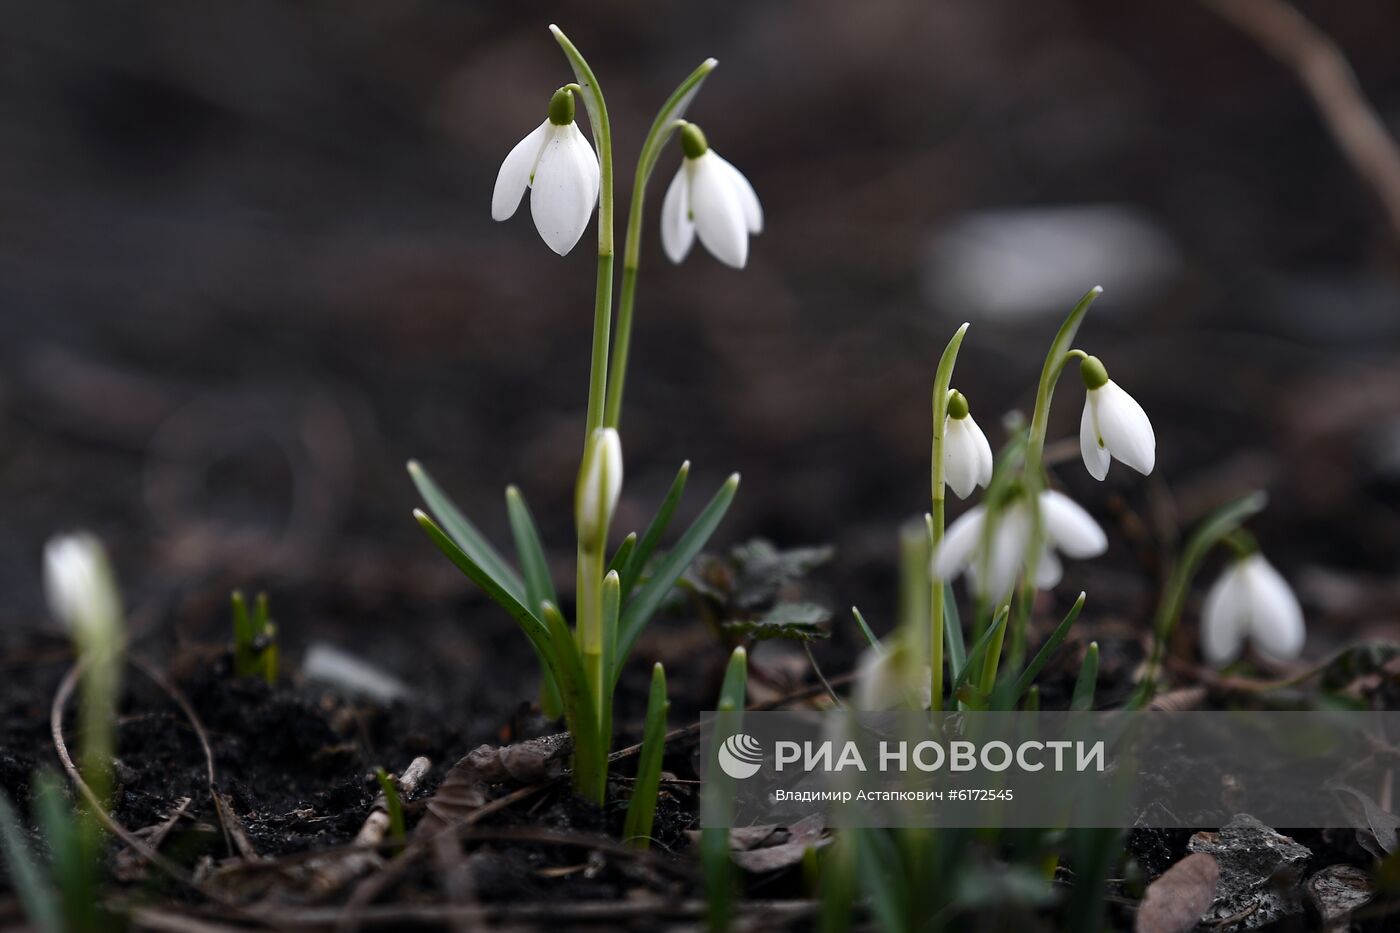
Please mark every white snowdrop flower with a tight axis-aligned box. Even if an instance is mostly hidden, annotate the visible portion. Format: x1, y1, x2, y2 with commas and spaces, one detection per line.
661, 123, 762, 269
932, 489, 1107, 603
942, 390, 993, 500
44, 532, 122, 650
1200, 552, 1305, 666
1079, 355, 1155, 481
576, 427, 623, 548
492, 87, 600, 256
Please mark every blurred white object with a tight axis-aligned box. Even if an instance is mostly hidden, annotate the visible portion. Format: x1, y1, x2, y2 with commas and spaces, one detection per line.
44, 532, 122, 648
922, 205, 1179, 320
303, 643, 411, 703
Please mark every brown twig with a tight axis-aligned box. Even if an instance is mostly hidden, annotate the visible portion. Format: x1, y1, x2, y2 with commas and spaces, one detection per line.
1201, 0, 1400, 238
49, 663, 246, 914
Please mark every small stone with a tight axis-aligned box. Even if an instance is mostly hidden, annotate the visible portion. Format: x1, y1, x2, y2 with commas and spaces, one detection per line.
1187, 814, 1311, 929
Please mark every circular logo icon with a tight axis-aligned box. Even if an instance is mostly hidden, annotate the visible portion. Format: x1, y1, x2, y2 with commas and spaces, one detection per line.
717, 733, 764, 779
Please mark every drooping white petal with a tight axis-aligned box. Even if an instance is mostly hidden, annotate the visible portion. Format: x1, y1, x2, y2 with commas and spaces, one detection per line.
970, 414, 994, 488
688, 152, 749, 268
1094, 381, 1155, 476
932, 506, 985, 580
712, 151, 762, 234
943, 417, 988, 500
981, 504, 1031, 603
1033, 545, 1063, 590
492, 120, 550, 222
529, 123, 599, 256
660, 166, 695, 264
1039, 490, 1107, 559
1240, 555, 1305, 661
1080, 398, 1111, 481
1201, 564, 1248, 665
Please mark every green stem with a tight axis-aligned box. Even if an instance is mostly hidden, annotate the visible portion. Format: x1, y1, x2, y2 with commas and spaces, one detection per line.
551, 26, 615, 442
1002, 287, 1101, 686
603, 59, 717, 430
1026, 287, 1100, 477
576, 546, 607, 730
928, 323, 970, 711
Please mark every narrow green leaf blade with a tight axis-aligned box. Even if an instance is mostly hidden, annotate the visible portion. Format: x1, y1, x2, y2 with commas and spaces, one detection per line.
943, 582, 966, 673
623, 663, 670, 848
619, 461, 690, 599
413, 510, 550, 658
1071, 642, 1099, 711
0, 789, 62, 933
616, 473, 739, 677
718, 645, 748, 713
953, 606, 1008, 696
851, 607, 881, 651
607, 533, 637, 579
505, 485, 558, 613
1003, 592, 1086, 706
408, 460, 526, 603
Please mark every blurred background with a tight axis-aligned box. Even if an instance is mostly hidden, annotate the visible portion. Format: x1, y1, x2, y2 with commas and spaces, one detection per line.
3, 0, 1399, 715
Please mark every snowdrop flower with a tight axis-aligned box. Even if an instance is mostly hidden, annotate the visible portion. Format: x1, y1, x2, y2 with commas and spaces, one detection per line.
932, 490, 1107, 603
943, 390, 993, 500
1200, 552, 1305, 665
661, 123, 762, 269
492, 87, 600, 256
44, 532, 122, 651
1079, 355, 1155, 481
576, 427, 623, 548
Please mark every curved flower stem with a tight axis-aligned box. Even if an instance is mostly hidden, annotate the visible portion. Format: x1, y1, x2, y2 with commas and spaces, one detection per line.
1000, 287, 1102, 681
1129, 491, 1267, 708
551, 25, 615, 442
603, 60, 718, 430
928, 323, 970, 711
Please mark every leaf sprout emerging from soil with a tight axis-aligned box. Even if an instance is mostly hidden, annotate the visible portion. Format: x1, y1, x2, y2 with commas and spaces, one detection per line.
230, 589, 278, 684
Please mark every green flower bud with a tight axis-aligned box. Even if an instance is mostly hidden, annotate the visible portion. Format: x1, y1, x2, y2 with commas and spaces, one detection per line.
947, 389, 970, 420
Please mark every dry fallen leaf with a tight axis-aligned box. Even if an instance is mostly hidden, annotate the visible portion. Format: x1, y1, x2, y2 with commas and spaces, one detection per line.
1134, 852, 1219, 933
416, 733, 572, 839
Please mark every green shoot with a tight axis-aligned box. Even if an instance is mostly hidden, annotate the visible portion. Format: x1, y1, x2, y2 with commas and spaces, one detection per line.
231, 590, 278, 684
375, 768, 406, 849
1071, 641, 1099, 711
623, 663, 670, 848
0, 787, 62, 933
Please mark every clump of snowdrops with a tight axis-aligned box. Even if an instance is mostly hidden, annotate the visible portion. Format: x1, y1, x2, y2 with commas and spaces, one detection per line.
409, 26, 762, 806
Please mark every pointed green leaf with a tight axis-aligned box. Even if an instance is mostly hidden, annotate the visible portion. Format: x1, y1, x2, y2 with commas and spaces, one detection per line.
615, 473, 739, 679
607, 533, 637, 578
623, 663, 670, 848
953, 606, 1008, 697
943, 582, 966, 673
619, 461, 690, 599
1071, 642, 1099, 712
851, 607, 881, 651
505, 485, 558, 612
408, 460, 526, 603
1000, 592, 1086, 707
413, 510, 549, 659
